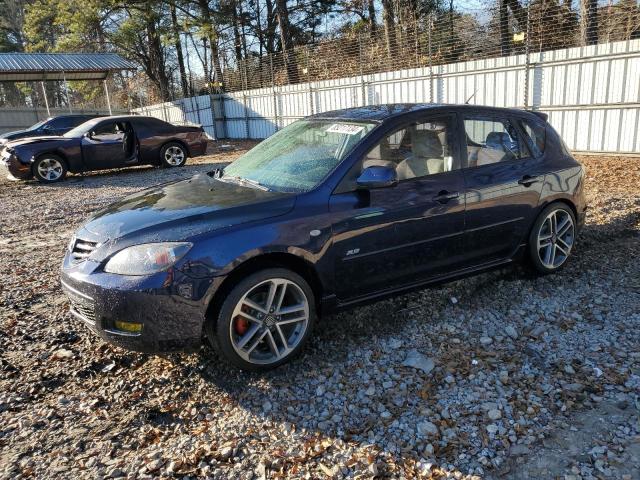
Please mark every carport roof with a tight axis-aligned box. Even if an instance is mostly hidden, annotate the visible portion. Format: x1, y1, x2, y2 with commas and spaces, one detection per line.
0, 53, 136, 82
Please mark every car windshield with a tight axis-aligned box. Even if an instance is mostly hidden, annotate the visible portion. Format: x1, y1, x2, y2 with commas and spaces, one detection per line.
221, 119, 376, 193
27, 119, 48, 131
63, 118, 102, 138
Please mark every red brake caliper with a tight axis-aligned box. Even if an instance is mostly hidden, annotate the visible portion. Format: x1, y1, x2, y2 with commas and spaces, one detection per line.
234, 315, 249, 335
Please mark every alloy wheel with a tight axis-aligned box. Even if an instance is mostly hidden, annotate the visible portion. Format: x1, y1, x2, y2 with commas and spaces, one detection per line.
536, 208, 575, 269
37, 158, 64, 181
229, 278, 310, 365
164, 146, 185, 166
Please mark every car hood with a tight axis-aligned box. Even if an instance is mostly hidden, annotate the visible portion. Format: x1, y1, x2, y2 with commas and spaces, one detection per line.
7, 135, 73, 148
80, 173, 296, 241
0, 129, 29, 141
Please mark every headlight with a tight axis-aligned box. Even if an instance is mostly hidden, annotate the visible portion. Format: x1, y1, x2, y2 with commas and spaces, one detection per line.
104, 242, 192, 276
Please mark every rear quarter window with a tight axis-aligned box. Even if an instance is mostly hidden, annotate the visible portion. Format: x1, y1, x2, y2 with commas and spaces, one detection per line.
520, 119, 546, 157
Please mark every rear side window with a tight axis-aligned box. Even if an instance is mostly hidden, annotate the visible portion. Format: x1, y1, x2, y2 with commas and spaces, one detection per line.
519, 119, 546, 157
69, 116, 93, 127
47, 117, 72, 129
464, 117, 527, 167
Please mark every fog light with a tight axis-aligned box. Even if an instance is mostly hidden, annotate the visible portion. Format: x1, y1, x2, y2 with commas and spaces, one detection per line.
114, 320, 143, 333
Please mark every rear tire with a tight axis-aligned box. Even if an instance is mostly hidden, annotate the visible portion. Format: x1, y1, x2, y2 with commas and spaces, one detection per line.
205, 268, 316, 371
528, 203, 576, 274
33, 154, 67, 183
160, 142, 187, 168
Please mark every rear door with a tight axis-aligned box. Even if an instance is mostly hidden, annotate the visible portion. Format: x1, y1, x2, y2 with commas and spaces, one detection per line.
81, 120, 129, 169
330, 113, 466, 300
461, 113, 545, 265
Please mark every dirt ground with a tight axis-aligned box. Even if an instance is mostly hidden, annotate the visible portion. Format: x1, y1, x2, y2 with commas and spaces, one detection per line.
0, 144, 638, 479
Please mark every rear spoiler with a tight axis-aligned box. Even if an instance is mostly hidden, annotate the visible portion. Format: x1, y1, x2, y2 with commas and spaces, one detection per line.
531, 111, 548, 122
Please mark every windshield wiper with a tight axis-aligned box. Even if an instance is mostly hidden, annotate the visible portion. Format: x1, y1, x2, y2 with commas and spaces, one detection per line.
217, 174, 271, 191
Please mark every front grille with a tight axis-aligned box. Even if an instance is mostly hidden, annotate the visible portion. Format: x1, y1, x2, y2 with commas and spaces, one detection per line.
70, 238, 99, 262
68, 296, 96, 324
61, 280, 97, 326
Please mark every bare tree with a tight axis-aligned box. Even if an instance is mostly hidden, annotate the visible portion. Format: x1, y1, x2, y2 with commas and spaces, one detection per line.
275, 0, 299, 83
580, 0, 598, 45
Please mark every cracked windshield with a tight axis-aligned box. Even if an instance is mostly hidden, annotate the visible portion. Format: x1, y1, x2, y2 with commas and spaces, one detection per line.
221, 120, 376, 192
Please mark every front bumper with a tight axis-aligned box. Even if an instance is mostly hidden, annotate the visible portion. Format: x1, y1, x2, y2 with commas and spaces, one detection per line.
60, 262, 209, 353
1, 151, 32, 180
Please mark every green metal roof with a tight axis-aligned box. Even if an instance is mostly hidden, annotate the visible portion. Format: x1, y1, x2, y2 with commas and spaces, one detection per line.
0, 53, 136, 82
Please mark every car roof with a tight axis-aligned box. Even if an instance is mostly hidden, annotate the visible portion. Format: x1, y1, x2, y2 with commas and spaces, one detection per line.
89, 115, 159, 122
309, 103, 543, 122
44, 114, 100, 121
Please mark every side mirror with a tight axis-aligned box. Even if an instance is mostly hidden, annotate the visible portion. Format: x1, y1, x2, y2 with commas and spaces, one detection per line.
356, 165, 398, 189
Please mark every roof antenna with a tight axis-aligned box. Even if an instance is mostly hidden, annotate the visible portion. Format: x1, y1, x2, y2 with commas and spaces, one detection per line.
465, 89, 479, 105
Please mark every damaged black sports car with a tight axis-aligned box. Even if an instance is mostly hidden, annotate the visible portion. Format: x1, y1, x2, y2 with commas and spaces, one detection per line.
1, 115, 209, 183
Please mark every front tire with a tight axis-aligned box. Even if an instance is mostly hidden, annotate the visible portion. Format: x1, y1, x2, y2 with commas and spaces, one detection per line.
160, 142, 187, 168
206, 268, 316, 371
528, 203, 576, 274
33, 154, 67, 183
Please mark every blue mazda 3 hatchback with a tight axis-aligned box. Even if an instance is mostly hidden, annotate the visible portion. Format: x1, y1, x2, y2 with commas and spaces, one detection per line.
61, 104, 586, 370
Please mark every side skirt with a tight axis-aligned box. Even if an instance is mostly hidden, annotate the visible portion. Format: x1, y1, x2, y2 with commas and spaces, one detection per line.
321, 246, 527, 315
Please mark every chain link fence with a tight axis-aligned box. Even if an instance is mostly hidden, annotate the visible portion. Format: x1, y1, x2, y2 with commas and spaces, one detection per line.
215, 1, 639, 93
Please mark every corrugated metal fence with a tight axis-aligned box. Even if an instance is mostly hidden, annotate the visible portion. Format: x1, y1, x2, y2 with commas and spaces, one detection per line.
0, 107, 126, 134
136, 38, 640, 154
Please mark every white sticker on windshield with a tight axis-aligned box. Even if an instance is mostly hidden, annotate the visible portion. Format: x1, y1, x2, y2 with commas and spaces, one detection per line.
326, 124, 364, 135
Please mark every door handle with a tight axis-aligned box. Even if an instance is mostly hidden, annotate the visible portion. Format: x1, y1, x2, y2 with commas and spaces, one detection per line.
432, 190, 460, 203
518, 175, 542, 186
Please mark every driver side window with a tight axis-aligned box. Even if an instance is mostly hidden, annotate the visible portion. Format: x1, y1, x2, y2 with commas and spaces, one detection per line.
92, 121, 125, 141
464, 117, 527, 167
335, 117, 457, 193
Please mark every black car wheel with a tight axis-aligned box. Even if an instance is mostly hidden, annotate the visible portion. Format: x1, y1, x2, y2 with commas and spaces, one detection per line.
206, 268, 316, 371
528, 202, 576, 274
33, 154, 67, 183
160, 142, 187, 168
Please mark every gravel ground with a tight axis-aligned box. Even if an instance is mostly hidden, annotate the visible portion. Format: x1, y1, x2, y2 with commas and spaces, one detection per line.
0, 145, 639, 480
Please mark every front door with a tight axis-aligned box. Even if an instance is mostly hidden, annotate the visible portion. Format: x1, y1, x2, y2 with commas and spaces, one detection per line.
81, 120, 130, 170
330, 114, 466, 300
461, 114, 545, 265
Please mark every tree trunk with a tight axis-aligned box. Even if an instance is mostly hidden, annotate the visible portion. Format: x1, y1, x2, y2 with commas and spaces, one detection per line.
170, 3, 190, 97
265, 0, 277, 54
382, 0, 396, 57
232, 0, 243, 64
197, 0, 224, 87
580, 0, 598, 45
238, 0, 249, 60
500, 0, 511, 56
275, 0, 298, 84
145, 11, 171, 101
505, 0, 527, 29
368, 0, 377, 36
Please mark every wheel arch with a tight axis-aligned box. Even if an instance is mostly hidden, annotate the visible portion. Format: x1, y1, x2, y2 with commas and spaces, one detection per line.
204, 252, 324, 329
161, 139, 191, 159
538, 196, 578, 222
527, 197, 578, 245
31, 151, 69, 175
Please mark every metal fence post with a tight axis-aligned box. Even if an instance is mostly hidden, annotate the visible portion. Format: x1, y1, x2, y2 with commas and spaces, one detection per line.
209, 92, 218, 139
271, 54, 279, 132
428, 14, 434, 104
359, 33, 367, 106
220, 93, 228, 139
242, 60, 250, 139
524, 2, 531, 109
307, 47, 314, 115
